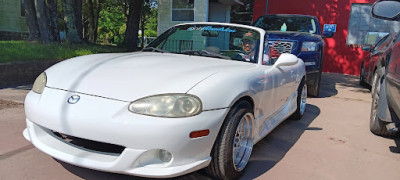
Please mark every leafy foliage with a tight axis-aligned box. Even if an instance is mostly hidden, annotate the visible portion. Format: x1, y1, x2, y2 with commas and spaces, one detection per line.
97, 0, 126, 44
141, 1, 158, 37
0, 41, 128, 63
97, 0, 158, 45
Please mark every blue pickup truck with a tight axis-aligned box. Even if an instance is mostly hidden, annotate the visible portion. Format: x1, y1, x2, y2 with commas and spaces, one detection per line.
254, 14, 334, 97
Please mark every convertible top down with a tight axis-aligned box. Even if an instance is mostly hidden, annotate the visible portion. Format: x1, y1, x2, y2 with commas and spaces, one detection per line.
23, 22, 306, 179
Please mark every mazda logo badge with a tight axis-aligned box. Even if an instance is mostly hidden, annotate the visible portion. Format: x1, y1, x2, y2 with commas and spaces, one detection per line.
67, 95, 80, 104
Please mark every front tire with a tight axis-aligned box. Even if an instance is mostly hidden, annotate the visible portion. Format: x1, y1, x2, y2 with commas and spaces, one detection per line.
205, 101, 254, 180
371, 68, 380, 97
359, 63, 368, 87
370, 67, 396, 136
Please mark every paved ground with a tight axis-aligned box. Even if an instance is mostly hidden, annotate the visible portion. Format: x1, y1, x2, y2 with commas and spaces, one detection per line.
0, 73, 399, 180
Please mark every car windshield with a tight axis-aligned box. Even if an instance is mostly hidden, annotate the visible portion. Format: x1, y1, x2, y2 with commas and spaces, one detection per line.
144, 24, 261, 63
254, 15, 317, 34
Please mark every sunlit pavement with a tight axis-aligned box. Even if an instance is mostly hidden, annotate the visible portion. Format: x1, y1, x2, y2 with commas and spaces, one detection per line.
1, 73, 399, 180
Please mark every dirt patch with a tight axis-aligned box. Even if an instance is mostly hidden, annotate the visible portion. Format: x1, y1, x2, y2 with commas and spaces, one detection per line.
0, 99, 23, 110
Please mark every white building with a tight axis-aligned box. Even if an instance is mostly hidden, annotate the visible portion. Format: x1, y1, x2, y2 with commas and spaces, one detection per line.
157, 0, 244, 35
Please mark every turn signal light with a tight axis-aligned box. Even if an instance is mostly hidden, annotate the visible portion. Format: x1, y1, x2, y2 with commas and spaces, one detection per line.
190, 129, 210, 138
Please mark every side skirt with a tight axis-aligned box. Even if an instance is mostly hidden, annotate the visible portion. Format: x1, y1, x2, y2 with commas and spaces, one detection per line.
254, 91, 298, 144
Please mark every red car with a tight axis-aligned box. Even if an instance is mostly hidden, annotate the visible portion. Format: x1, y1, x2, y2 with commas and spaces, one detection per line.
360, 33, 396, 88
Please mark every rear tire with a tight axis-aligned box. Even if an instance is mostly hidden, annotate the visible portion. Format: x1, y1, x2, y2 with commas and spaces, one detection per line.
205, 101, 254, 180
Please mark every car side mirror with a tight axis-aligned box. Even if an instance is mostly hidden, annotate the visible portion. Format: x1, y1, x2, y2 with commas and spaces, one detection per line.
362, 46, 372, 52
372, 0, 400, 21
274, 53, 298, 68
322, 31, 334, 38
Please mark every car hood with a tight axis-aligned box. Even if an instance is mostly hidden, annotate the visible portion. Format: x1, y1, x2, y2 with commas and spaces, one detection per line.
45, 52, 256, 102
267, 31, 321, 41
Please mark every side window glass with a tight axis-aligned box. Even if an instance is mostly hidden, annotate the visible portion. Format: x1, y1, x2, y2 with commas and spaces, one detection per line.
373, 35, 389, 52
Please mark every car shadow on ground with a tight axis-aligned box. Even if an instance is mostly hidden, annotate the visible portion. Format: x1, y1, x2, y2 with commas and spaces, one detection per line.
318, 73, 371, 98
57, 104, 320, 180
240, 104, 320, 179
0, 85, 32, 90
389, 137, 400, 154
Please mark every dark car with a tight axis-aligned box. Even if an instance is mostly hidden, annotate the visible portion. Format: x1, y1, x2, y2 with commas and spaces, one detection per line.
254, 14, 334, 97
360, 33, 396, 88
369, 0, 400, 136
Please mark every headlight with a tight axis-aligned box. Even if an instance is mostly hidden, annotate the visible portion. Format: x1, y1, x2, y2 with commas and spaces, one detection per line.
32, 72, 47, 94
128, 94, 202, 117
301, 42, 317, 51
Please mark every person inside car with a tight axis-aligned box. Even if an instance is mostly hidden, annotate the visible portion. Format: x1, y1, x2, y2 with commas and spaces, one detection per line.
233, 32, 270, 65
233, 32, 257, 62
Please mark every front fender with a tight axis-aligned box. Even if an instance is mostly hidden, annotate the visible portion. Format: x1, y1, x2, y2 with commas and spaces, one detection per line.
187, 70, 260, 111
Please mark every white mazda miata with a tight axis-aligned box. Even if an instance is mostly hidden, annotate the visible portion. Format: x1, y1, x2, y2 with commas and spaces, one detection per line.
23, 22, 306, 179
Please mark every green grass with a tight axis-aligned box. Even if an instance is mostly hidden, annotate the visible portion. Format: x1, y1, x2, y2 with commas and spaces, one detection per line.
0, 41, 130, 63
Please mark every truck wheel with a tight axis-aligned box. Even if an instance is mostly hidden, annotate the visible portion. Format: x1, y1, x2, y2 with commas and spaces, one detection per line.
290, 78, 306, 120
308, 71, 321, 97
370, 67, 396, 136
205, 101, 254, 180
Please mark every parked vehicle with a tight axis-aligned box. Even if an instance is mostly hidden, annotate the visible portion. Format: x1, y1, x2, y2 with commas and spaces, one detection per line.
360, 33, 395, 88
23, 22, 306, 179
254, 14, 334, 97
369, 0, 400, 136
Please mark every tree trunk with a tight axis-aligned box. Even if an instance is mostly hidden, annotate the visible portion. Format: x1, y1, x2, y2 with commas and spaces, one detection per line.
125, 0, 144, 51
86, 0, 96, 43
94, 0, 103, 43
24, 0, 40, 41
34, 0, 52, 43
62, 0, 82, 43
74, 0, 83, 40
47, 0, 60, 42
84, 0, 102, 43
141, 14, 145, 48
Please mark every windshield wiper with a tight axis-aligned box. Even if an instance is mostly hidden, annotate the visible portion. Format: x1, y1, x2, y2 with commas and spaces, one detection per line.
142, 47, 167, 53
182, 50, 231, 60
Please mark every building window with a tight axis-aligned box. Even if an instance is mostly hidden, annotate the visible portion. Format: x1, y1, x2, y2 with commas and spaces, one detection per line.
172, 0, 194, 21
21, 0, 25, 17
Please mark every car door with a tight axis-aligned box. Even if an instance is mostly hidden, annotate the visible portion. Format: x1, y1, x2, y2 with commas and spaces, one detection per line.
366, 34, 391, 80
254, 39, 298, 138
386, 33, 400, 119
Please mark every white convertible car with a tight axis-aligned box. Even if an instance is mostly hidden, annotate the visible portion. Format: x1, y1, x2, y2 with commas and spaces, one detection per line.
23, 22, 306, 179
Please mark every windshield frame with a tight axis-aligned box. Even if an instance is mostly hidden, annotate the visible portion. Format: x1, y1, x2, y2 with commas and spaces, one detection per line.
146, 22, 267, 65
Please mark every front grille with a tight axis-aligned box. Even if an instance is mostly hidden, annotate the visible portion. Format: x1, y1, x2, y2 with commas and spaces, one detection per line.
268, 41, 296, 59
52, 131, 125, 154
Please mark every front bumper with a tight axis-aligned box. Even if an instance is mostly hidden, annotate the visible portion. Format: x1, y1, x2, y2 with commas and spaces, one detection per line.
23, 88, 229, 178
297, 52, 322, 86
297, 51, 321, 74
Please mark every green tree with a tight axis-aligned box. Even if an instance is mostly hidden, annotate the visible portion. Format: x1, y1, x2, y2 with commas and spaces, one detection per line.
82, 0, 103, 43
144, 8, 157, 37
97, 0, 126, 44
139, 0, 157, 47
